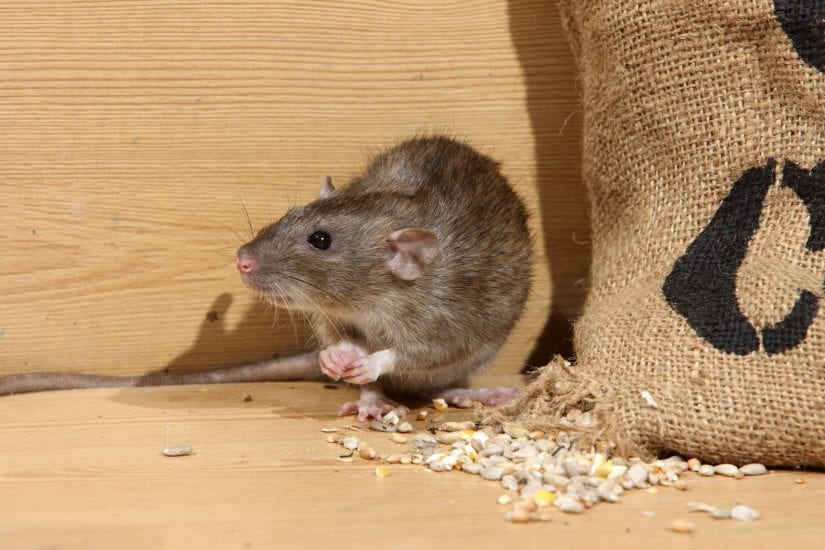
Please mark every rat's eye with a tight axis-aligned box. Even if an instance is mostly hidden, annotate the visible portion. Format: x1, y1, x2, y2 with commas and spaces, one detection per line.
308, 231, 332, 250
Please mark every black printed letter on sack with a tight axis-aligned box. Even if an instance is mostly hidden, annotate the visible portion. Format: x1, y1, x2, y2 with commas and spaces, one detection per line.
663, 158, 825, 355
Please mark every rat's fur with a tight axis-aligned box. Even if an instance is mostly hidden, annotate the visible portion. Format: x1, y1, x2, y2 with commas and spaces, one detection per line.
239, 136, 532, 397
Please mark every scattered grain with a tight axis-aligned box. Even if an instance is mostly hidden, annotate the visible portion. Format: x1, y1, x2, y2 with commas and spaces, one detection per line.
739, 463, 767, 476
667, 518, 694, 534
731, 504, 760, 521
507, 508, 533, 523
374, 465, 390, 478
714, 464, 739, 477
502, 422, 530, 439
481, 466, 504, 481
162, 444, 193, 457
640, 390, 658, 408
359, 447, 377, 460
555, 496, 584, 514
515, 498, 538, 512
432, 398, 448, 411
440, 421, 474, 432
397, 422, 413, 433
370, 420, 397, 432
628, 463, 648, 486
697, 464, 716, 476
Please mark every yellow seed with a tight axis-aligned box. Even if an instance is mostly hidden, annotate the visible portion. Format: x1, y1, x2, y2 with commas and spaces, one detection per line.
497, 494, 512, 506
502, 422, 530, 439
645, 487, 659, 495
463, 444, 479, 461
374, 465, 390, 478
674, 480, 688, 491
795, 477, 806, 485
390, 433, 408, 444
432, 398, 448, 411
594, 457, 613, 478
533, 489, 556, 507
528, 430, 545, 440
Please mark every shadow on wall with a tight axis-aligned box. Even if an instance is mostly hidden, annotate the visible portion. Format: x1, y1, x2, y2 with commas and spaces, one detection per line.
161, 292, 312, 374
508, 0, 591, 368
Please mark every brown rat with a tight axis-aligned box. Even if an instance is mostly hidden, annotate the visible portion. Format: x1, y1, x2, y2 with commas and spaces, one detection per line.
236, 135, 532, 418
0, 136, 533, 420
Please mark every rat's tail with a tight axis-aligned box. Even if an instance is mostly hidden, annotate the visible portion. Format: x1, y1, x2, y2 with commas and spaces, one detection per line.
0, 352, 322, 396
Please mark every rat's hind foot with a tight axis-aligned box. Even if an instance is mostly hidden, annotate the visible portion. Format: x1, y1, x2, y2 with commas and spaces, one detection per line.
437, 387, 520, 407
338, 383, 409, 421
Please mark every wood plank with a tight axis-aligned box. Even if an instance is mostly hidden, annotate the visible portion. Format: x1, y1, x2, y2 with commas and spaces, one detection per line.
0, 0, 585, 378
0, 376, 822, 549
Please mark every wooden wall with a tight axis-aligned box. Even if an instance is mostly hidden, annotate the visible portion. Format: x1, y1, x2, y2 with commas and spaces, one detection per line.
0, 1, 587, 377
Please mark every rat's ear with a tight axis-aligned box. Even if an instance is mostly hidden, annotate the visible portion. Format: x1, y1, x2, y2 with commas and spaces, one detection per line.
319, 175, 335, 199
384, 228, 439, 281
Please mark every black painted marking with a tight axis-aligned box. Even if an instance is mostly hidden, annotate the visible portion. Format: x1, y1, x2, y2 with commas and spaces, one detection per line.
781, 160, 825, 252
763, 290, 819, 354
663, 160, 776, 355
774, 0, 825, 72
665, 158, 825, 355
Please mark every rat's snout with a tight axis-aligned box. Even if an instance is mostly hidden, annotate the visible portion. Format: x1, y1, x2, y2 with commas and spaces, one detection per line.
236, 251, 258, 275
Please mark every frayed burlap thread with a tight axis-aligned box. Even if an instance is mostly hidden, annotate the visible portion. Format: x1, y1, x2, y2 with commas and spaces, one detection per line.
483, 357, 647, 459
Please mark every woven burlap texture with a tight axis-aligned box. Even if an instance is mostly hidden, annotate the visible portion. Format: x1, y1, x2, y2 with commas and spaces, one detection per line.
487, 0, 825, 466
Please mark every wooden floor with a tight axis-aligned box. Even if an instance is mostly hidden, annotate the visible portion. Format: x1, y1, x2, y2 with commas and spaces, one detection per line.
2, 374, 823, 550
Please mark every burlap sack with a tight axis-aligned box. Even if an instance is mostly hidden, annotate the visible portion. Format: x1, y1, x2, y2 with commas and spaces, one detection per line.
489, 0, 825, 466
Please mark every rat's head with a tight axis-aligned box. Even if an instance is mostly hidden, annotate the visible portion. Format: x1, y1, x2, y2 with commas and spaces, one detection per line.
236, 176, 439, 313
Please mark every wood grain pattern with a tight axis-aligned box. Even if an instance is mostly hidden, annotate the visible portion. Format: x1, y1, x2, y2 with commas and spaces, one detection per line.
0, 1, 585, 377
1, 376, 823, 549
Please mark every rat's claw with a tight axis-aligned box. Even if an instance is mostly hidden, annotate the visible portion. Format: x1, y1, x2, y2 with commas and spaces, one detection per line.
336, 401, 391, 421
337, 382, 409, 422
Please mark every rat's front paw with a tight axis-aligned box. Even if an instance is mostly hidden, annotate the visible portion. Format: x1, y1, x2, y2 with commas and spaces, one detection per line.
319, 342, 367, 381
339, 349, 396, 385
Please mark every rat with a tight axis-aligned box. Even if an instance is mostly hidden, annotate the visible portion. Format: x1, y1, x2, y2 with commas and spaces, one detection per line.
0, 136, 533, 421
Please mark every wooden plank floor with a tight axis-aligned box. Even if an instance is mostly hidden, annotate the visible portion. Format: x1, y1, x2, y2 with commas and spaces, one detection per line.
1, 374, 823, 549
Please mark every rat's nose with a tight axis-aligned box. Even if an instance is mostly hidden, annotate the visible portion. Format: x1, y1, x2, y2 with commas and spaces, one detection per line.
236, 253, 258, 274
